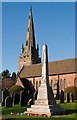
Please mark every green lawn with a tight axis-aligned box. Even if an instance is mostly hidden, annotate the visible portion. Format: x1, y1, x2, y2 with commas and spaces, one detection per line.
1, 100, 77, 119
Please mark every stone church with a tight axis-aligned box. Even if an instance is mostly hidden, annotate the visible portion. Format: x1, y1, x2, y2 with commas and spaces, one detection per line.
16, 7, 77, 98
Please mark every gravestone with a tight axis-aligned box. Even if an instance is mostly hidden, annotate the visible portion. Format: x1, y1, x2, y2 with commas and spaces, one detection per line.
70, 93, 74, 102
13, 93, 20, 105
5, 96, 12, 108
2, 89, 9, 106
20, 90, 28, 106
11, 94, 13, 103
60, 90, 64, 103
12, 93, 15, 105
66, 93, 70, 103
56, 80, 60, 99
24, 44, 63, 117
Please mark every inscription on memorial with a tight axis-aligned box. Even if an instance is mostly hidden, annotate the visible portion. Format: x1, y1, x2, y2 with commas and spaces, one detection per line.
38, 87, 47, 99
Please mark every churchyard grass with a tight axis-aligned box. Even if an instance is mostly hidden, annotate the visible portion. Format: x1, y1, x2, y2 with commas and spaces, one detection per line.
1, 100, 77, 119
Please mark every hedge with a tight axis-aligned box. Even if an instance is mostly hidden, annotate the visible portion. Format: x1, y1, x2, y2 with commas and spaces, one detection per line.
9, 85, 24, 95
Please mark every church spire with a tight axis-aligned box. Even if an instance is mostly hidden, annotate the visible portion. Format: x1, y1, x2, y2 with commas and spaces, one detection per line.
26, 6, 36, 49
29, 6, 32, 17
18, 6, 41, 71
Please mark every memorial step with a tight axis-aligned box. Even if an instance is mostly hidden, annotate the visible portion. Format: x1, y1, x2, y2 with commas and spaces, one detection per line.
27, 108, 50, 113
31, 105, 50, 109
35, 99, 48, 105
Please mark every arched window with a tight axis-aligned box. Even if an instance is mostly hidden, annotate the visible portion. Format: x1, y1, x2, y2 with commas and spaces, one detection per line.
64, 79, 67, 89
59, 79, 62, 91
51, 80, 54, 90
39, 80, 41, 87
36, 81, 38, 90
75, 79, 77, 87
33, 78, 35, 87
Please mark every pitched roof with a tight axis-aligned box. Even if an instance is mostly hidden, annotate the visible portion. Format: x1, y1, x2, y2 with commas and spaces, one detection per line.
19, 58, 77, 78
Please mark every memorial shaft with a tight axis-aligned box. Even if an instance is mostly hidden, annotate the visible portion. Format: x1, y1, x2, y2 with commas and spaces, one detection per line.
41, 44, 49, 86
25, 44, 62, 117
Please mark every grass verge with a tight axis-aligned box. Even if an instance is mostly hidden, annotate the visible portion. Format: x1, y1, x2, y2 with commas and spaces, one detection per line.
1, 100, 77, 119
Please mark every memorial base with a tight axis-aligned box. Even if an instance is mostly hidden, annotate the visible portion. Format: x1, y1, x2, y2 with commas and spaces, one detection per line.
24, 84, 63, 117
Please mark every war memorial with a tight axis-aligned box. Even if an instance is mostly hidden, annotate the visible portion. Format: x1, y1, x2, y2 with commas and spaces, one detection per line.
1, 4, 77, 119
24, 44, 64, 117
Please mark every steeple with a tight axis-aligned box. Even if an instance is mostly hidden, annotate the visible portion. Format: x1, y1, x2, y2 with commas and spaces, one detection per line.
26, 6, 36, 49
18, 6, 41, 71
29, 6, 32, 17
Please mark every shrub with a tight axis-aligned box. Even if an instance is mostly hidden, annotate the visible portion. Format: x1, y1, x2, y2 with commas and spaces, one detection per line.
9, 85, 24, 95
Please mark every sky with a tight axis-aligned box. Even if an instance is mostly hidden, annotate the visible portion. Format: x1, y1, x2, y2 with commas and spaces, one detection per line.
2, 2, 75, 74
1, 0, 76, 2
0, 2, 2, 74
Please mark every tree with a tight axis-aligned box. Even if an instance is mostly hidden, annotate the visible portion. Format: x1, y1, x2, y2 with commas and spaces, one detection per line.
0, 73, 2, 81
11, 72, 17, 84
1, 69, 11, 80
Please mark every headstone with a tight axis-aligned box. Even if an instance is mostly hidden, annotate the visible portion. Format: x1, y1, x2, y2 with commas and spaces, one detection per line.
5, 96, 12, 108
70, 93, 74, 102
60, 90, 64, 103
2, 89, 9, 106
66, 93, 70, 103
56, 80, 60, 99
11, 94, 13, 103
12, 93, 15, 105
24, 44, 63, 117
13, 93, 20, 105
20, 90, 28, 106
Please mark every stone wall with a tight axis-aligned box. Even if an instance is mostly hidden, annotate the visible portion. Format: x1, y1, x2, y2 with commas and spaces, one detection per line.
26, 73, 77, 97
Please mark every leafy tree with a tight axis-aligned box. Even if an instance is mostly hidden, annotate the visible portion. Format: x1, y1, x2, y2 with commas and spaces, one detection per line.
0, 73, 2, 81
1, 69, 11, 80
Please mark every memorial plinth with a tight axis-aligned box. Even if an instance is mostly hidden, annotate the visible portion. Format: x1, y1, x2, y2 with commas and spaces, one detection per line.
24, 44, 63, 117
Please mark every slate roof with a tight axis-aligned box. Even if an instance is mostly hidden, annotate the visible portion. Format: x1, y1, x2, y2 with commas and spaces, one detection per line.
19, 58, 77, 78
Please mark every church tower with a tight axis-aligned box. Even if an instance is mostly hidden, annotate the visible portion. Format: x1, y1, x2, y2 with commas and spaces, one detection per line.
18, 7, 41, 71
